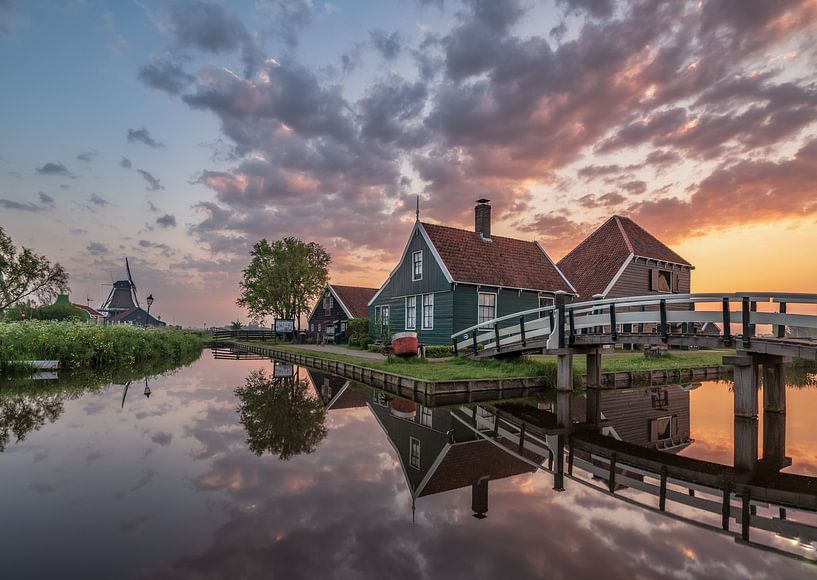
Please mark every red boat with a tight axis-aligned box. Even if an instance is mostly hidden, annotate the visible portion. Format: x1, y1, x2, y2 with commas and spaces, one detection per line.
391, 331, 419, 357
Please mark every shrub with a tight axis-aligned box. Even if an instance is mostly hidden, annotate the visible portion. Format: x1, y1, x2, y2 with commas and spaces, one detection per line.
347, 317, 368, 337
359, 337, 374, 350
0, 321, 204, 370
348, 335, 360, 347
367, 342, 385, 353
425, 345, 454, 358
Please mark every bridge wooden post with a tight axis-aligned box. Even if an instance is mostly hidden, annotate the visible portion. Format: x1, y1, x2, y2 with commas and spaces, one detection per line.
762, 356, 788, 470
556, 351, 573, 391
734, 415, 758, 472
724, 354, 758, 418
586, 349, 602, 388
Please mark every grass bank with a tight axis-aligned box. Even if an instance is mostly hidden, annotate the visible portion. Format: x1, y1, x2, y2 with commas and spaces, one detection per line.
530, 349, 734, 373
0, 321, 204, 370
240, 342, 574, 383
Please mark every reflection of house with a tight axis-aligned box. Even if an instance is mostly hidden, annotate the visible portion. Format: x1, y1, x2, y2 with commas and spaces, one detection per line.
368, 391, 541, 517
305, 369, 369, 410
368, 200, 575, 344
558, 216, 693, 301
308, 284, 377, 343
593, 385, 692, 452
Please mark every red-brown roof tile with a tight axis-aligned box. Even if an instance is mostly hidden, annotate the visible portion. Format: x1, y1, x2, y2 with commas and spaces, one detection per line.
421, 222, 574, 293
332, 285, 378, 318
420, 439, 541, 497
558, 216, 691, 300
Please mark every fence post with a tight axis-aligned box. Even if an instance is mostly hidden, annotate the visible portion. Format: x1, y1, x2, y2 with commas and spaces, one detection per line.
659, 299, 668, 342
555, 291, 567, 349
776, 301, 787, 339
472, 332, 478, 356
742, 296, 752, 347
568, 308, 576, 345
610, 303, 617, 342
517, 423, 526, 454
494, 323, 501, 352
519, 316, 527, 347
722, 297, 732, 345
452, 337, 458, 356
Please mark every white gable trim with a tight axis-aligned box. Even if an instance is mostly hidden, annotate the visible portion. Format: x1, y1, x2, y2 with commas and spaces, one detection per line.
308, 284, 356, 320
534, 240, 578, 295
368, 221, 454, 306
414, 441, 452, 498
600, 252, 635, 298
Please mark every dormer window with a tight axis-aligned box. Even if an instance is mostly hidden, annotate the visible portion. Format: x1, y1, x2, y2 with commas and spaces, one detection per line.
323, 292, 333, 311
412, 251, 423, 281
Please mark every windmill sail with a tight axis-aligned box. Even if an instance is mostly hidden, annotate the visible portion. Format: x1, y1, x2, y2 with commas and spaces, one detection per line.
125, 257, 140, 307
100, 259, 140, 314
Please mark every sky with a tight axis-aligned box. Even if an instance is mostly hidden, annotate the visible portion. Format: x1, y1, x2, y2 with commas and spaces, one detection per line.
1, 0, 816, 327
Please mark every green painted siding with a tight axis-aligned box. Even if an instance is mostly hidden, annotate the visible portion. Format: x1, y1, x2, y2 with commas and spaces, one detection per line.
370, 290, 453, 345
453, 285, 542, 335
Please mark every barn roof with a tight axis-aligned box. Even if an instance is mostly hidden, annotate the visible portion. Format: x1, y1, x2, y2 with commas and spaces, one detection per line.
331, 285, 378, 318
557, 215, 692, 300
420, 222, 575, 293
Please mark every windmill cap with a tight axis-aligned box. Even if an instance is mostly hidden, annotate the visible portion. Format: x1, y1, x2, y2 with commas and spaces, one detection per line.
476, 198, 490, 204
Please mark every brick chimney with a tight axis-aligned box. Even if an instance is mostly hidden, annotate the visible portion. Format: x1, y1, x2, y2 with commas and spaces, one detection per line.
475, 198, 491, 239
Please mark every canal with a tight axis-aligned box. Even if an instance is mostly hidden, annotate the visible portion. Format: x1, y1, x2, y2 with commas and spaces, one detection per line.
1, 349, 816, 579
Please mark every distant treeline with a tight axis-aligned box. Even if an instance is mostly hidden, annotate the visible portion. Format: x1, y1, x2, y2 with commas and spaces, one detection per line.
0, 321, 204, 370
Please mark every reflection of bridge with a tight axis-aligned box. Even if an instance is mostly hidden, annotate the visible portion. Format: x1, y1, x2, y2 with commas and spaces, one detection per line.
453, 292, 817, 444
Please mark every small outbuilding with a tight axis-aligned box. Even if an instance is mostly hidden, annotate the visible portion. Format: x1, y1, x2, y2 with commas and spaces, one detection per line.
307, 284, 378, 343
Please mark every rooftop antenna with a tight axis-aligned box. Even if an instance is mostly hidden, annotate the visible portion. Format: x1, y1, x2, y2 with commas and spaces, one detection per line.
415, 194, 420, 221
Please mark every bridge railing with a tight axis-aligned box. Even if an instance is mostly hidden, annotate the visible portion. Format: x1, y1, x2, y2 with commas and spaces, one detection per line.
452, 292, 817, 355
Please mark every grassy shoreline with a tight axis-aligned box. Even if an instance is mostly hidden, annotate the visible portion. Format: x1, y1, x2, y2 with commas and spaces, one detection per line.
233, 341, 733, 383
0, 321, 204, 370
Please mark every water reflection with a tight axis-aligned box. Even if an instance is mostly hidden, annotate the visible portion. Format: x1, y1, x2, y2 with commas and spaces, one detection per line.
235, 367, 328, 460
1, 350, 817, 579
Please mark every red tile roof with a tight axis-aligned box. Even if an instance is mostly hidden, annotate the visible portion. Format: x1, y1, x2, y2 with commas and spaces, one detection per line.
420, 439, 541, 497
331, 285, 378, 318
558, 216, 691, 299
72, 303, 102, 317
421, 222, 574, 293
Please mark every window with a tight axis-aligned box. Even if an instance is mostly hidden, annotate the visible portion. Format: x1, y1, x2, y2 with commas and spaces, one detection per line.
409, 437, 421, 469
340, 321, 347, 332
419, 406, 433, 428
323, 292, 333, 311
381, 305, 390, 328
373, 392, 389, 407
422, 294, 434, 329
405, 296, 417, 330
478, 292, 496, 325
310, 323, 315, 332
374, 306, 381, 324
412, 251, 423, 281
650, 269, 673, 293
539, 295, 554, 318
649, 416, 674, 441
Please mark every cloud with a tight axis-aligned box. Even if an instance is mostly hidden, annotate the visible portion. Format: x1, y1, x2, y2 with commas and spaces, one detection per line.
260, 0, 314, 48
76, 150, 98, 162
0, 198, 45, 211
369, 29, 401, 60
0, 0, 20, 37
69, 228, 88, 235
127, 128, 164, 148
87, 242, 109, 254
120, 157, 132, 168
137, 169, 164, 191
138, 239, 175, 256
38, 191, 55, 206
156, 214, 177, 228
36, 162, 76, 178
89, 193, 110, 207
138, 58, 195, 95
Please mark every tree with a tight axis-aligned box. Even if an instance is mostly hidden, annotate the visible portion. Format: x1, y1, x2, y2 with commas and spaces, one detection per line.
0, 227, 69, 312
235, 369, 327, 460
237, 237, 330, 331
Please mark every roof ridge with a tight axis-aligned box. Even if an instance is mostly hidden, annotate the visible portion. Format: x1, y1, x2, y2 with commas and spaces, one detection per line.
558, 216, 620, 264
421, 220, 537, 245
613, 215, 635, 253
616, 215, 690, 264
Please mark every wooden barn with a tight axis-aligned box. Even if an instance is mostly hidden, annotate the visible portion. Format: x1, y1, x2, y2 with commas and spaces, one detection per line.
368, 200, 575, 345
557, 215, 693, 301
307, 284, 378, 343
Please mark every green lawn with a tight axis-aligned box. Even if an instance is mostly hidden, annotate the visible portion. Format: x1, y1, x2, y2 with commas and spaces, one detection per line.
242, 343, 562, 382
234, 342, 733, 382
530, 349, 734, 373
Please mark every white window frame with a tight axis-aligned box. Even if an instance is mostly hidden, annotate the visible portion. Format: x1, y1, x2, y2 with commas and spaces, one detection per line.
405, 295, 417, 330
409, 437, 421, 469
374, 305, 381, 324
477, 292, 497, 325
419, 406, 433, 428
538, 295, 554, 318
421, 293, 434, 330
412, 251, 423, 281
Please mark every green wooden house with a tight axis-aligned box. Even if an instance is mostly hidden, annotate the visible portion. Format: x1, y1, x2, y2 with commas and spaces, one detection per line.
368, 200, 576, 345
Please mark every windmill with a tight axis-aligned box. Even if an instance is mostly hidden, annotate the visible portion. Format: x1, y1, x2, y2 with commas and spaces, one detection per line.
99, 258, 141, 315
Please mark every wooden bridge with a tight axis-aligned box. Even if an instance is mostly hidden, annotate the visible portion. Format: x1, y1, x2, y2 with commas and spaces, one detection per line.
451, 291, 817, 361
